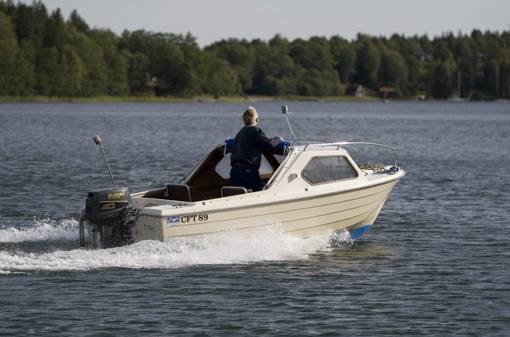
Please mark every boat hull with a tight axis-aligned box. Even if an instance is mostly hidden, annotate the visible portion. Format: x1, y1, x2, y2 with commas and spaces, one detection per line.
129, 179, 399, 243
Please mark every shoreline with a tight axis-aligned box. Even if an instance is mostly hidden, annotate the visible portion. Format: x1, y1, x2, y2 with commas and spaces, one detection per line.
0, 95, 507, 103
0, 95, 381, 103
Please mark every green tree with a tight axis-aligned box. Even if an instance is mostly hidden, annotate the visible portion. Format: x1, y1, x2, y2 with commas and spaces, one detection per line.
60, 44, 83, 96
68, 9, 88, 33
89, 29, 128, 96
251, 39, 276, 95
202, 51, 240, 97
121, 49, 150, 95
481, 59, 500, 98
250, 36, 296, 96
378, 46, 408, 96
11, 45, 36, 95
179, 32, 206, 95
37, 46, 62, 95
0, 10, 18, 94
44, 8, 65, 49
120, 30, 199, 96
63, 25, 107, 96
295, 67, 341, 96
389, 35, 426, 95
429, 41, 457, 98
498, 48, 510, 98
290, 36, 335, 72
289, 37, 341, 96
354, 35, 381, 90
206, 38, 256, 93
11, 0, 47, 53
330, 35, 356, 84
155, 36, 187, 95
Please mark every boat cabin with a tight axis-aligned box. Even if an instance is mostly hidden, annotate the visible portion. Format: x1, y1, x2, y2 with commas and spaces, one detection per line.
129, 139, 387, 206
131, 140, 289, 202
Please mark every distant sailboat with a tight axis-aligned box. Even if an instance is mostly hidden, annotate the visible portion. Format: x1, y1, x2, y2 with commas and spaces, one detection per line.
448, 72, 469, 102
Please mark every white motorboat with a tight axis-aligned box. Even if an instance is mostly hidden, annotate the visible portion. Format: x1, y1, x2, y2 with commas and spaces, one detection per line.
80, 106, 405, 248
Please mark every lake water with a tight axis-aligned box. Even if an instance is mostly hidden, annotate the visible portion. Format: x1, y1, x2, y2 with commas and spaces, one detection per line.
0, 101, 509, 336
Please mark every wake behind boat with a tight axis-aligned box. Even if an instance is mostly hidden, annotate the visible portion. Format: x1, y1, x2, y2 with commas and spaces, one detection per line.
80, 106, 405, 248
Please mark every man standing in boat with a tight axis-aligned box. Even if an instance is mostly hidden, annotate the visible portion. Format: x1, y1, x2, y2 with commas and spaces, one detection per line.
230, 106, 282, 192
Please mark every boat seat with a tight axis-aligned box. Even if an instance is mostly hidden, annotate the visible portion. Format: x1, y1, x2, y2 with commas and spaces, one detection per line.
221, 186, 251, 197
166, 183, 196, 202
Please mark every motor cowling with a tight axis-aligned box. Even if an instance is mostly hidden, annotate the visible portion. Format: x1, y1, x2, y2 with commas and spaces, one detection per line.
83, 187, 134, 248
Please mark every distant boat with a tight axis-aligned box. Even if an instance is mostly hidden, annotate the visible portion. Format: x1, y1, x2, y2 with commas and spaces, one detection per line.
448, 96, 468, 102
448, 72, 470, 102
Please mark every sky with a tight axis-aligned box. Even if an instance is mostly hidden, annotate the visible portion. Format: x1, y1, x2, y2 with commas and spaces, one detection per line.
18, 0, 510, 47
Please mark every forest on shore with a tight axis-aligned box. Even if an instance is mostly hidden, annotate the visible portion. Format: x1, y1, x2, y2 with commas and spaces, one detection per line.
1, 1, 510, 101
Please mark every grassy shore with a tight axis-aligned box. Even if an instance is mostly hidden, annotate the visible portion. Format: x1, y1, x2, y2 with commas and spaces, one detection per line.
0, 95, 384, 103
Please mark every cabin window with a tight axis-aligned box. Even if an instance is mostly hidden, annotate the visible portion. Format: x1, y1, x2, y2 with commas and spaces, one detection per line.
302, 156, 358, 185
215, 153, 274, 179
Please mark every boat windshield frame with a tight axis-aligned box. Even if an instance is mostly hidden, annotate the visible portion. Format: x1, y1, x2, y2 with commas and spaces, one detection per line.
300, 141, 400, 168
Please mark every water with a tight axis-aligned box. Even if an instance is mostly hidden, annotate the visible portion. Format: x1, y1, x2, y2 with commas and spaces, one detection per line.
1, 101, 509, 336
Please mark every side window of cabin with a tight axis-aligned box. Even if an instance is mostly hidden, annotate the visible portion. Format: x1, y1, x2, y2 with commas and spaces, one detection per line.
302, 156, 358, 185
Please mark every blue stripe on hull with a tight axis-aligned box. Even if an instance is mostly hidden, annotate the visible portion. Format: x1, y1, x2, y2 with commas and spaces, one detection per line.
348, 225, 372, 241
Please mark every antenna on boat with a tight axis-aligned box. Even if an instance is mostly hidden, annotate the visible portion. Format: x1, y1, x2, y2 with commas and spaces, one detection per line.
281, 105, 296, 143
93, 135, 117, 187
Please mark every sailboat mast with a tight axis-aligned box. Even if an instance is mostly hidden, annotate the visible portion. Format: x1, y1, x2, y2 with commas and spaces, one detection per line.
458, 71, 461, 98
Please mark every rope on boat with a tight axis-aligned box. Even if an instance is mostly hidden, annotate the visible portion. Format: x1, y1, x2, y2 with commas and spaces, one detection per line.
379, 165, 399, 174
358, 163, 386, 171
358, 163, 400, 174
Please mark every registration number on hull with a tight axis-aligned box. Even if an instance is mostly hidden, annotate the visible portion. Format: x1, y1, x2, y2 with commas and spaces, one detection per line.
167, 214, 209, 226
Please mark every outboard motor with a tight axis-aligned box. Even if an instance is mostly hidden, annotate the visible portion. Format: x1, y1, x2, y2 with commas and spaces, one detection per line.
83, 187, 135, 248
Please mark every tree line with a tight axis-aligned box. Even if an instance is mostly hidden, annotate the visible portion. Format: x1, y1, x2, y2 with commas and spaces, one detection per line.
1, 1, 509, 100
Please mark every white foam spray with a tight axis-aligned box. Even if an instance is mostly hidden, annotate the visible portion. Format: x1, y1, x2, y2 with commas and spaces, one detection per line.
0, 218, 78, 243
0, 220, 352, 274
